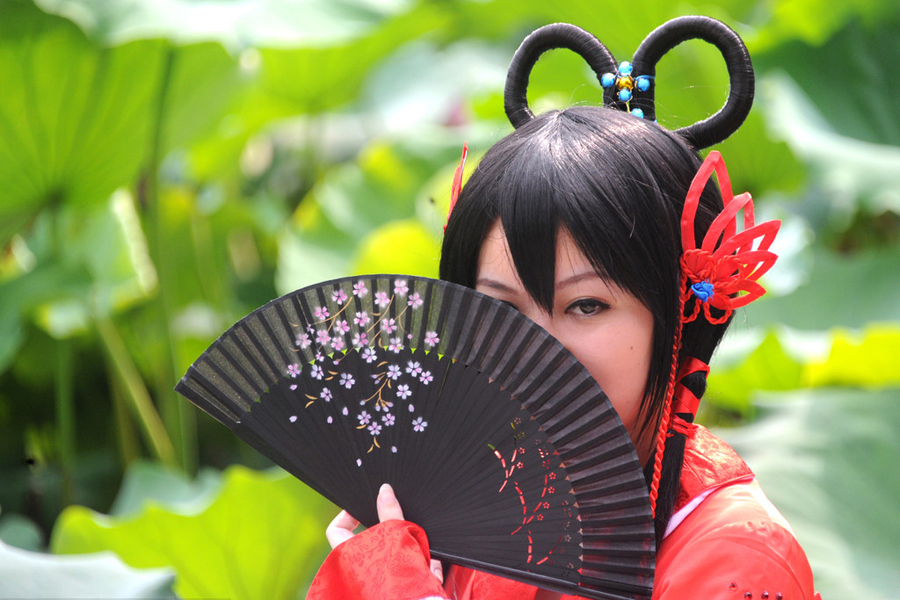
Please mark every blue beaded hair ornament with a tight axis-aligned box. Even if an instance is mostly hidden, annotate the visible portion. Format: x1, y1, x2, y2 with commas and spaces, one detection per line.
503, 16, 755, 150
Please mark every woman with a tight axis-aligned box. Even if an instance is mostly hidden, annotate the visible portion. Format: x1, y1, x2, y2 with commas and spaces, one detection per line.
309, 17, 820, 600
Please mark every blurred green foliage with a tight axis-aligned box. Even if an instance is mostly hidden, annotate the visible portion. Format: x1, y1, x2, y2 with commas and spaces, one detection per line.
0, 0, 898, 598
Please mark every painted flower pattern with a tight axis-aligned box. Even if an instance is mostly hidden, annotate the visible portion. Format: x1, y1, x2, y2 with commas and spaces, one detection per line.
285, 277, 470, 465
295, 333, 311, 348
381, 318, 397, 334
352, 332, 368, 348
405, 361, 422, 376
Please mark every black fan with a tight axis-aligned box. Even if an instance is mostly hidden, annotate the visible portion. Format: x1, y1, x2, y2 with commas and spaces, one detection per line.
175, 275, 654, 599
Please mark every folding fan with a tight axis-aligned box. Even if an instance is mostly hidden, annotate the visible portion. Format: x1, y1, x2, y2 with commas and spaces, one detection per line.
175, 275, 655, 600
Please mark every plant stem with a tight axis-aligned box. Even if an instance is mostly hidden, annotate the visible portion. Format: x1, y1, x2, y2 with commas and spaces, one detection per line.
55, 338, 75, 506
145, 44, 197, 473
110, 369, 140, 467
95, 314, 176, 467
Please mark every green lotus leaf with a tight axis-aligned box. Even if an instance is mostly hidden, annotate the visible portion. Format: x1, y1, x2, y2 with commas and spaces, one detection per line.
0, 539, 176, 599
34, 0, 415, 47
719, 388, 900, 600
51, 464, 334, 600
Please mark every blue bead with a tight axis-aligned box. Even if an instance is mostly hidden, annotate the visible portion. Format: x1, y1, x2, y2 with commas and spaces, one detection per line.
631, 108, 644, 119
636, 76, 651, 92
691, 281, 715, 302
618, 89, 632, 102
601, 73, 616, 88
619, 61, 633, 75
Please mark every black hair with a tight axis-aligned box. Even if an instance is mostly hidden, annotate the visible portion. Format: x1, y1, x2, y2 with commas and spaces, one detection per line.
439, 105, 731, 542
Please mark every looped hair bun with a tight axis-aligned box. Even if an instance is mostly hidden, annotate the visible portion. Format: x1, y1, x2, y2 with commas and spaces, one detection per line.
504, 16, 755, 150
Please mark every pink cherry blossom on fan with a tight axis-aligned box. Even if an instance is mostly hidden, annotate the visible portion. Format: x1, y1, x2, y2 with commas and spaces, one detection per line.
405, 361, 422, 376
375, 291, 390, 308
412, 417, 427, 432
407, 292, 423, 308
295, 333, 311, 348
394, 280, 408, 296
332, 289, 348, 305
354, 311, 370, 326
381, 318, 397, 334
314, 306, 330, 320
424, 331, 439, 347
362, 347, 377, 363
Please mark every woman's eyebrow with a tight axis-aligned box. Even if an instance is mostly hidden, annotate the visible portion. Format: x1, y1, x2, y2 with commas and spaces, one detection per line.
555, 270, 601, 290
475, 277, 519, 294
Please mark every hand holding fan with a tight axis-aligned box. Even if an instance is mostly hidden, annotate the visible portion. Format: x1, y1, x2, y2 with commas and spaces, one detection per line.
175, 275, 655, 599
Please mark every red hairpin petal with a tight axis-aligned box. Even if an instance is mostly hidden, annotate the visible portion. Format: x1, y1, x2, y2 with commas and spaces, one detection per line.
680, 151, 781, 321
444, 142, 468, 232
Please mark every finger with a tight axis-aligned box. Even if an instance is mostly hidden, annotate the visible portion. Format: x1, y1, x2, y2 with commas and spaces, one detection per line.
377, 483, 404, 522
325, 510, 360, 549
430, 559, 444, 584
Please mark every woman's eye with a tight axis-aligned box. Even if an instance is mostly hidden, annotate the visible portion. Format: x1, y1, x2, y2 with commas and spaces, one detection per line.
567, 299, 609, 316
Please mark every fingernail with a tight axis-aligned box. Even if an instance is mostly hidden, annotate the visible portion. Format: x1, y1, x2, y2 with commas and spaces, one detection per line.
379, 483, 393, 496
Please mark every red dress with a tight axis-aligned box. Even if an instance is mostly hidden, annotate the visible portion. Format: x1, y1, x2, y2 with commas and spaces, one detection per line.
308, 426, 820, 600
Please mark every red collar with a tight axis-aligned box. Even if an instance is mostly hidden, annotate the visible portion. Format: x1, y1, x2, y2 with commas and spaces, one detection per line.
675, 425, 754, 512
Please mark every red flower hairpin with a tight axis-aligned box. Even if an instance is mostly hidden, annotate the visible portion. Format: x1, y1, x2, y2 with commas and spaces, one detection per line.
444, 142, 468, 232
680, 151, 780, 325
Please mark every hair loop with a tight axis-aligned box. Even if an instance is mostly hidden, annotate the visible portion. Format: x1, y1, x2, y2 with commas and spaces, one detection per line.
504, 23, 617, 129
631, 16, 754, 149
504, 16, 755, 149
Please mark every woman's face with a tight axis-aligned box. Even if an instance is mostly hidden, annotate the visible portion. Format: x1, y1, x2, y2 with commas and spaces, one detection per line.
475, 222, 656, 463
